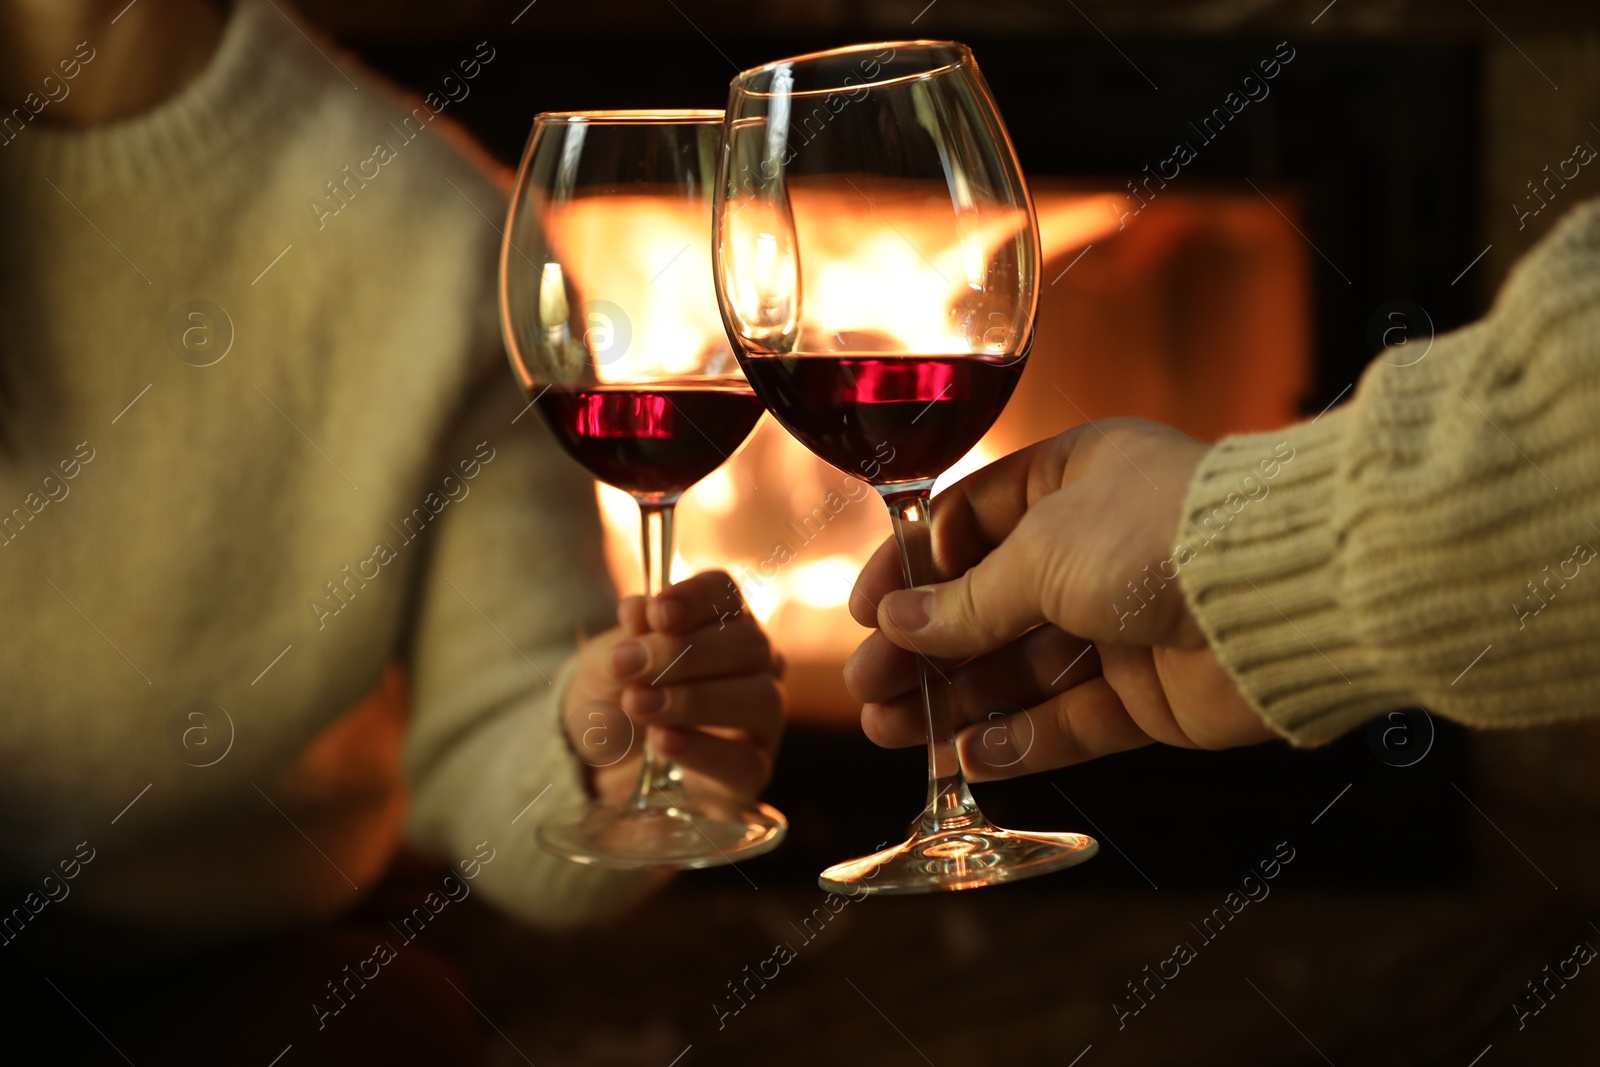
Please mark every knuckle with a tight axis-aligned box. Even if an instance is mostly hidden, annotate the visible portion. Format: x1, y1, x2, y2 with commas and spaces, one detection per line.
640, 634, 668, 668
1048, 694, 1090, 766
1024, 527, 1072, 619
650, 635, 691, 675
697, 568, 737, 598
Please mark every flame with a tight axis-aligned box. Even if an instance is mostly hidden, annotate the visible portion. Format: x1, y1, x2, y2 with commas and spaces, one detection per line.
694, 465, 738, 516
788, 555, 863, 609
536, 186, 1123, 383
789, 186, 1031, 354
1034, 192, 1127, 258
723, 184, 1124, 356
538, 195, 737, 382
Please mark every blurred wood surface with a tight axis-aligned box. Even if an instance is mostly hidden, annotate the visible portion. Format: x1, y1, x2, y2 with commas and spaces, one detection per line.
456, 875, 1600, 1066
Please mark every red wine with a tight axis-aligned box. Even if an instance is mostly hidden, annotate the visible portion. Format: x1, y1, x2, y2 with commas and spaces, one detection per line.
739, 356, 1022, 485
536, 383, 763, 497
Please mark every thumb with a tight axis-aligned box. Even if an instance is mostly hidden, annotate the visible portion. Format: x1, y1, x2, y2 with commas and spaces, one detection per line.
876, 520, 1047, 660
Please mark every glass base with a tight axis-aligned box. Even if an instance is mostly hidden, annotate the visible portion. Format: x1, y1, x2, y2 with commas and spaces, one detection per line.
818, 823, 1098, 895
537, 796, 787, 870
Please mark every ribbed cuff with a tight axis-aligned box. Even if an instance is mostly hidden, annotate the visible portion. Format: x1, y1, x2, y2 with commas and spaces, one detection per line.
1176, 408, 1407, 745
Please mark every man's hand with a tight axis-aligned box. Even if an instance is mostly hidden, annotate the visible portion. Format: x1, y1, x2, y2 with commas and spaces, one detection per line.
845, 418, 1273, 781
562, 571, 785, 804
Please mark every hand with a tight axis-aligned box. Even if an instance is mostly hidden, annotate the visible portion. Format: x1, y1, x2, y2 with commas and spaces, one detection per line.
845, 418, 1273, 782
562, 570, 785, 805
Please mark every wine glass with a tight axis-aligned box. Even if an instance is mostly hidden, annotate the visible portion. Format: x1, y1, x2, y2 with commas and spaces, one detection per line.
713, 44, 1098, 893
501, 109, 787, 868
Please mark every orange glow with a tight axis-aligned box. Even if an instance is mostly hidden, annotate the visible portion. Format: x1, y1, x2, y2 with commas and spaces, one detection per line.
1034, 192, 1128, 257
783, 186, 1032, 354
537, 194, 738, 381
596, 188, 1112, 667
591, 185, 1311, 724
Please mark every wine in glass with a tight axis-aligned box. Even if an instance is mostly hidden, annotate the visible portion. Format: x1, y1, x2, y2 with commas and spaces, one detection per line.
714, 44, 1098, 893
501, 109, 787, 868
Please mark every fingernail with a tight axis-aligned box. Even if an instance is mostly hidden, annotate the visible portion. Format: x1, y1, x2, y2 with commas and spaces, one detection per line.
655, 597, 686, 630
611, 640, 648, 678
628, 686, 666, 717
885, 589, 931, 631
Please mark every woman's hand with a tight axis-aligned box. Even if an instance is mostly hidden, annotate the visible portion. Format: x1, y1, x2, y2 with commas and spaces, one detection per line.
845, 418, 1274, 782
561, 571, 785, 805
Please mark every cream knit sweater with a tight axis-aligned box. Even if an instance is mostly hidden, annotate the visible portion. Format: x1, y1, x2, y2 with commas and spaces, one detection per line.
1180, 198, 1600, 745
0, 1, 646, 949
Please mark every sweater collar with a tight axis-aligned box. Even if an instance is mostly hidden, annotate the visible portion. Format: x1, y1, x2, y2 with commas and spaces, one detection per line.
0, 1, 348, 185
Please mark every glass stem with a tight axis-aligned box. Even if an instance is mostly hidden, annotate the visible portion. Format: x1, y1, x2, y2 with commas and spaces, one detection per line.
631, 499, 690, 812
880, 485, 988, 838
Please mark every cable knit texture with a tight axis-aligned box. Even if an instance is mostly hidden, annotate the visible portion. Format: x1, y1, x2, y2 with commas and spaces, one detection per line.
1179, 199, 1600, 745
0, 1, 649, 952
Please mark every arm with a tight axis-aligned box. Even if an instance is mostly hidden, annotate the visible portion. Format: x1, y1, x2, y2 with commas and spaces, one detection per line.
1179, 200, 1600, 742
401, 361, 655, 927
845, 198, 1600, 773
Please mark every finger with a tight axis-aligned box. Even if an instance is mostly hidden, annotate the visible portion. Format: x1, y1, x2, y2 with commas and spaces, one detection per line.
949, 626, 1099, 707
617, 595, 650, 636
848, 536, 904, 627
956, 676, 1156, 782
647, 570, 747, 635
620, 676, 784, 750
848, 622, 1093, 710
609, 617, 774, 686
860, 699, 922, 749
655, 727, 772, 801
843, 629, 919, 705
859, 629, 1101, 748
1098, 643, 1196, 750
876, 508, 1055, 660
1156, 646, 1278, 749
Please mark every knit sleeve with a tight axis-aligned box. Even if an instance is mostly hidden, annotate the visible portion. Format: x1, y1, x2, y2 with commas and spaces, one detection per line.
1177, 199, 1600, 746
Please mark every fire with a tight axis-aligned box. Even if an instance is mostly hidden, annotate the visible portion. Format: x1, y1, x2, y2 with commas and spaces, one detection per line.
1034, 192, 1128, 257
536, 186, 1124, 376
784, 186, 1033, 354
722, 183, 1128, 356
584, 189, 1124, 675
536, 194, 738, 381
